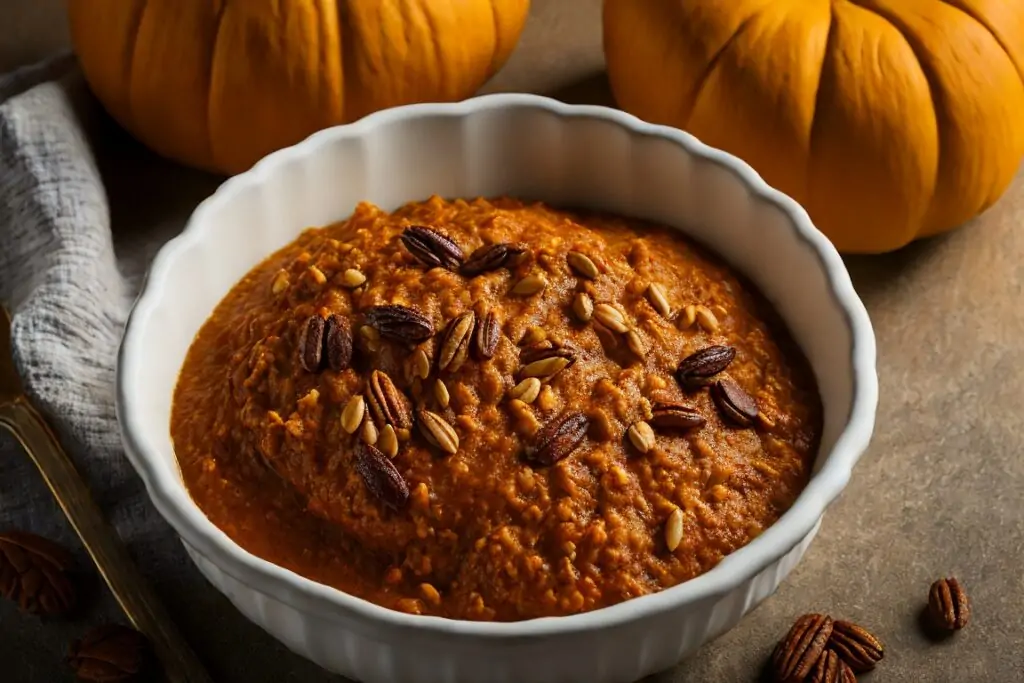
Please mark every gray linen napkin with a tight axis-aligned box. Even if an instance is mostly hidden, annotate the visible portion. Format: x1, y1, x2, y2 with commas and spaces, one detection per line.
0, 55, 339, 682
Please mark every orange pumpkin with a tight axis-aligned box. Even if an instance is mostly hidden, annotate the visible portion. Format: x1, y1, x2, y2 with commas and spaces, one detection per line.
603, 0, 1024, 253
68, 0, 530, 175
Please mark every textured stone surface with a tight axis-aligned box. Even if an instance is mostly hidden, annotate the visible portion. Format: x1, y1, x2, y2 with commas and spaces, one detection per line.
2, 1, 1021, 682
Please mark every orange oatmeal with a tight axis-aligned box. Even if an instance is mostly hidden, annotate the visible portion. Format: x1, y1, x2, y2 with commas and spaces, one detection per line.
170, 196, 821, 621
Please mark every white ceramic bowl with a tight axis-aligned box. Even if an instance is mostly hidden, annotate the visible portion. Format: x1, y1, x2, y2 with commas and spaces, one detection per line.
117, 94, 877, 683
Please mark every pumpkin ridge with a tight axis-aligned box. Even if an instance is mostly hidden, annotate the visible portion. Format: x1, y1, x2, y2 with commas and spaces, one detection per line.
934, 0, 1024, 84
204, 0, 229, 169
419, 3, 446, 96
335, 2, 355, 121
123, 0, 152, 134
686, 12, 761, 129
806, 2, 836, 201
842, 0, 942, 215
488, 1, 502, 74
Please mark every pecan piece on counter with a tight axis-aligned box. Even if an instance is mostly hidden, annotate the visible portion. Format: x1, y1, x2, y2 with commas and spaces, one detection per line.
829, 619, 884, 672
0, 531, 75, 616
772, 613, 834, 683
67, 624, 149, 683
807, 648, 855, 683
928, 577, 971, 631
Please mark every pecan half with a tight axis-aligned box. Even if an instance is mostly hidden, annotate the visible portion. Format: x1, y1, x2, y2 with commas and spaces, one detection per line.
676, 345, 736, 390
649, 402, 706, 431
808, 648, 855, 683
323, 314, 353, 372
524, 412, 590, 466
400, 226, 464, 270
829, 620, 884, 672
0, 531, 75, 616
364, 305, 434, 344
472, 308, 500, 360
67, 624, 150, 683
354, 440, 409, 510
928, 577, 970, 631
460, 242, 527, 276
297, 315, 326, 372
710, 378, 759, 427
437, 311, 476, 373
773, 613, 834, 683
367, 370, 412, 430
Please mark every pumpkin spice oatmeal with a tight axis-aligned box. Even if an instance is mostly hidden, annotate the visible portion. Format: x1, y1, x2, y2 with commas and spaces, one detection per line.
170, 196, 821, 621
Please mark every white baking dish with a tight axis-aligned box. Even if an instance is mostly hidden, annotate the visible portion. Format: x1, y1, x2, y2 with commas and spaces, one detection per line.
116, 93, 877, 683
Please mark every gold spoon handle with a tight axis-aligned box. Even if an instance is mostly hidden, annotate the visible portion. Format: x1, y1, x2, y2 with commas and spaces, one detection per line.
0, 398, 213, 683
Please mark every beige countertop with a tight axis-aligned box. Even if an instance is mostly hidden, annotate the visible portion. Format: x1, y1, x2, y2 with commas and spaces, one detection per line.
2, 2, 1021, 682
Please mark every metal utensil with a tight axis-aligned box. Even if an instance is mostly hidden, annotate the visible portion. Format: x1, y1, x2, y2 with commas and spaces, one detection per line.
0, 307, 213, 683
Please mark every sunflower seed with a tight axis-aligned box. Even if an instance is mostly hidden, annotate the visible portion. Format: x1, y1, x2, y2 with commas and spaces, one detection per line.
646, 282, 671, 317
341, 268, 366, 288
511, 274, 548, 296
271, 270, 290, 294
524, 411, 590, 466
378, 424, 399, 458
566, 251, 599, 279
341, 395, 365, 434
433, 379, 450, 408
521, 356, 570, 379
665, 507, 684, 551
417, 408, 460, 454
400, 226, 464, 270
625, 329, 647, 358
695, 305, 720, 333
519, 325, 547, 346
627, 420, 655, 453
360, 415, 379, 445
364, 305, 434, 344
354, 440, 409, 510
307, 265, 327, 285
593, 304, 628, 333
410, 348, 432, 380
572, 292, 594, 322
679, 305, 697, 329
511, 377, 542, 404
437, 311, 476, 373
